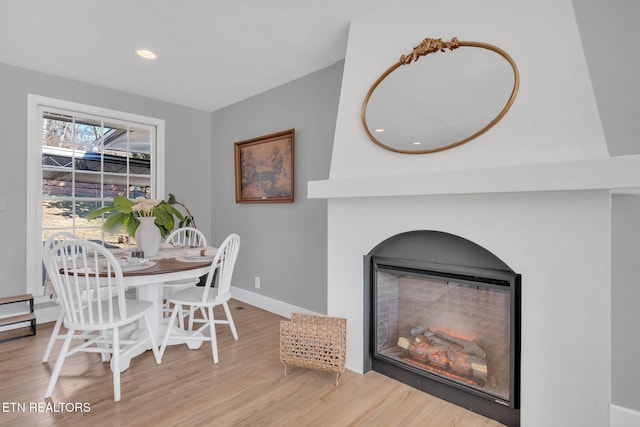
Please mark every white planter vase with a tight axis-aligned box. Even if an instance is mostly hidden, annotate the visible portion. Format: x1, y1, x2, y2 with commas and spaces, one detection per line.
135, 217, 161, 257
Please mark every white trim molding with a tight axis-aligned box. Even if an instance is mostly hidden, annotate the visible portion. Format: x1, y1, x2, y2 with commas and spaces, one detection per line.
230, 286, 322, 319
0, 288, 319, 333
309, 155, 640, 199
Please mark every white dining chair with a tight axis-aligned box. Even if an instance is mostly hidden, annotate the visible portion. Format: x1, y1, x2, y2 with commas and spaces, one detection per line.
41, 231, 85, 363
162, 227, 208, 327
165, 227, 207, 249
44, 239, 161, 402
160, 233, 240, 364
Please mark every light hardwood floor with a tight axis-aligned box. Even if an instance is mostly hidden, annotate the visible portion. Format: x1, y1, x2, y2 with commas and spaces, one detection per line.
0, 300, 504, 426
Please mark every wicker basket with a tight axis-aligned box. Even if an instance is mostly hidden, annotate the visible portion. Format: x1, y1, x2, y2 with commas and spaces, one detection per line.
279, 313, 347, 385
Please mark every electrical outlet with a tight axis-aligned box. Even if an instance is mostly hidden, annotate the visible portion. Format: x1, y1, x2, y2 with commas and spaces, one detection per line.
255, 276, 261, 289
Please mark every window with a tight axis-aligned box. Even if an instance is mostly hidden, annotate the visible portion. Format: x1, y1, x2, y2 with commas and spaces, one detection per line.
27, 95, 165, 298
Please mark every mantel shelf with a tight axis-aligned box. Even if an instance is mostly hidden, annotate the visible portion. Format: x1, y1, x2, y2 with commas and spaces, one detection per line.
307, 155, 640, 199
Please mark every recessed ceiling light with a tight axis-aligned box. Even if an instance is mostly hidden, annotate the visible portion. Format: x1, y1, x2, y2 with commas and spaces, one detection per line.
135, 49, 157, 60
412, 141, 422, 145
374, 128, 385, 133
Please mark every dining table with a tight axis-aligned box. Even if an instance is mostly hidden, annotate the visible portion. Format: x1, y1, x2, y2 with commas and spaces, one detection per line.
114, 246, 216, 371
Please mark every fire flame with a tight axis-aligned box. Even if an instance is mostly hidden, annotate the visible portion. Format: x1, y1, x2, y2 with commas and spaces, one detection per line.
402, 357, 478, 386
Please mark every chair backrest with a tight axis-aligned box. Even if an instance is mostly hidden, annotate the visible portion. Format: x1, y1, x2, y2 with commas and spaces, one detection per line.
202, 233, 240, 302
165, 227, 207, 248
44, 232, 79, 251
43, 232, 80, 295
43, 232, 79, 272
45, 239, 127, 325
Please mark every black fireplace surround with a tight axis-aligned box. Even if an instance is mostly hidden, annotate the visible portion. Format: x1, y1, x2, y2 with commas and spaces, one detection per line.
364, 231, 521, 427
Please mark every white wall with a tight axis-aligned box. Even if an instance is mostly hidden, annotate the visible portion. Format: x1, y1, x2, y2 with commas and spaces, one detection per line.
322, 0, 613, 425
330, 0, 607, 181
327, 191, 611, 427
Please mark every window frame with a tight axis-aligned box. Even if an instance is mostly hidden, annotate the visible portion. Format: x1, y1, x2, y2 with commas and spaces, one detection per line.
26, 94, 165, 300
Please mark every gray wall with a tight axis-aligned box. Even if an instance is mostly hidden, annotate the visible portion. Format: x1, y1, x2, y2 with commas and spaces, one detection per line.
573, 0, 640, 412
0, 61, 212, 306
210, 61, 343, 314
573, 0, 640, 157
611, 195, 640, 410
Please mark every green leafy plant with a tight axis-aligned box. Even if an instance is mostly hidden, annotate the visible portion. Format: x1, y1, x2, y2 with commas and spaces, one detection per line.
166, 193, 197, 230
87, 194, 195, 238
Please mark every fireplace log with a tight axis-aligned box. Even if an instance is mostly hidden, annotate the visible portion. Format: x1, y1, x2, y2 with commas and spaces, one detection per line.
432, 329, 486, 359
448, 350, 487, 377
408, 338, 451, 367
400, 328, 489, 383
410, 325, 426, 336
407, 340, 429, 362
398, 337, 411, 349
471, 362, 488, 382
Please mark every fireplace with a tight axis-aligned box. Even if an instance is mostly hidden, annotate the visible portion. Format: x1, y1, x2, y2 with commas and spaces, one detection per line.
364, 231, 521, 426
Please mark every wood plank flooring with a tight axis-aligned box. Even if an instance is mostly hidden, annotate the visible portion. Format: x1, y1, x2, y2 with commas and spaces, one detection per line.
0, 300, 505, 426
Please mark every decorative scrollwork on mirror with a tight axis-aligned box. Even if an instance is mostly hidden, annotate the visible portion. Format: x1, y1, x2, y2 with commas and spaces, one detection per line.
362, 37, 520, 154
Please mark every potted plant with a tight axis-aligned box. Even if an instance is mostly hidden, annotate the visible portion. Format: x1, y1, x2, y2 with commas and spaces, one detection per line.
87, 193, 196, 238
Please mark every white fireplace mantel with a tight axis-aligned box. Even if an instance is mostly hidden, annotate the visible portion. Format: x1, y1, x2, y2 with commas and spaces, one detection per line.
308, 154, 640, 199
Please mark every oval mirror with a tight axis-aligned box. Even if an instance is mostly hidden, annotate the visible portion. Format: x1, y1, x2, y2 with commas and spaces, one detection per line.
362, 37, 519, 154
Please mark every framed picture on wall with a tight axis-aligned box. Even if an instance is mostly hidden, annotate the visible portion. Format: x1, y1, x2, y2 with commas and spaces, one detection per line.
234, 129, 295, 203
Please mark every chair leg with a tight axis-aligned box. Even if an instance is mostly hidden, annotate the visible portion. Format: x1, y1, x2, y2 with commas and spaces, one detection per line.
45, 328, 74, 398
112, 326, 121, 402
188, 306, 196, 331
99, 337, 111, 363
222, 302, 238, 340
159, 304, 180, 360
208, 306, 218, 364
177, 304, 185, 330
42, 310, 64, 363
143, 312, 161, 364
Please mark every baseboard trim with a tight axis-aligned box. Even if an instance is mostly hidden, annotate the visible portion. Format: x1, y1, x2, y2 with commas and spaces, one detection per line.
2, 289, 317, 332
34, 304, 60, 324
611, 404, 640, 427
230, 286, 322, 319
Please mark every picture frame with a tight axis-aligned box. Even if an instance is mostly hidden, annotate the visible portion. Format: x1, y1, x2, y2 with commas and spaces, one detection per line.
234, 129, 295, 203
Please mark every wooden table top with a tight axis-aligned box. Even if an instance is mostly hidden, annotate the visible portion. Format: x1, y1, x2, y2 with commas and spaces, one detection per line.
122, 257, 212, 276
61, 257, 213, 277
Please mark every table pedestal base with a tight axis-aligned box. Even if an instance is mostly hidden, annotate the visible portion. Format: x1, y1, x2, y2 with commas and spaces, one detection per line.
113, 284, 204, 372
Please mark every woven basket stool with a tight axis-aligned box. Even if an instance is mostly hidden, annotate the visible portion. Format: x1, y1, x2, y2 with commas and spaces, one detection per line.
279, 313, 347, 385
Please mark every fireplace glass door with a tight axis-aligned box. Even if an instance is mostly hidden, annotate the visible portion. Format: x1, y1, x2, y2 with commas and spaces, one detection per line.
373, 263, 515, 403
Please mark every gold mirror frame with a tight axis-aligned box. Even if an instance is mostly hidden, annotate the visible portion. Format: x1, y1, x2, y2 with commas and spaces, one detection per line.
361, 37, 520, 154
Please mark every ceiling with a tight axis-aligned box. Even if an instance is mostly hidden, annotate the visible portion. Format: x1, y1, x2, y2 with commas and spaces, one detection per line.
0, 0, 390, 112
